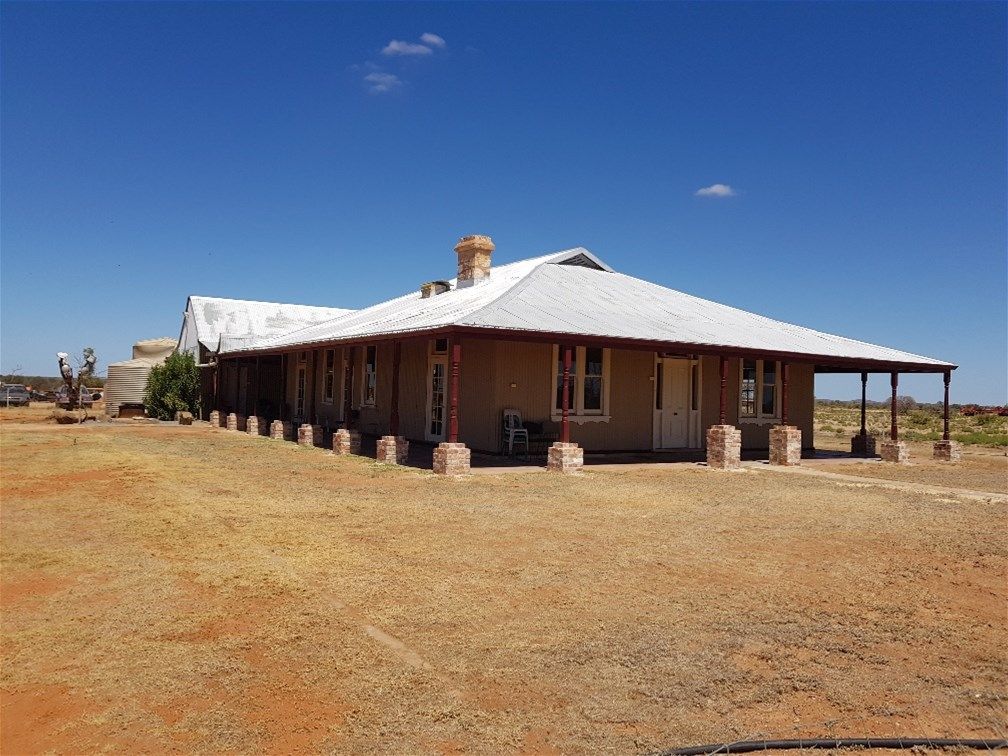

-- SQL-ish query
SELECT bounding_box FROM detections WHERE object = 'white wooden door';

[660,359,690,448]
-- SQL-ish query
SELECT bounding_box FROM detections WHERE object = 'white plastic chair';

[502,408,529,457]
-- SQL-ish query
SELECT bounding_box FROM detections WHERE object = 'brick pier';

[547,442,583,474]
[433,442,470,475]
[706,425,741,470]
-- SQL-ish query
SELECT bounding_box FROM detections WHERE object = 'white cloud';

[420,32,446,48]
[364,72,402,93]
[694,183,736,198]
[382,39,432,56]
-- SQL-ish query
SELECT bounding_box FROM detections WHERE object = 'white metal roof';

[182,296,354,353]
[222,248,952,369]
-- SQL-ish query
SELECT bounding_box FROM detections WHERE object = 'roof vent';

[420,280,451,298]
[557,252,606,271]
[454,234,494,287]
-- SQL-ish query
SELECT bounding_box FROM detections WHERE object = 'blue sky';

[2,2,1005,403]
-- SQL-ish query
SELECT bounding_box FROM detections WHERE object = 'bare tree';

[57,348,97,418]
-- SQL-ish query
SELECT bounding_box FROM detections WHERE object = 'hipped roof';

[221,248,953,371]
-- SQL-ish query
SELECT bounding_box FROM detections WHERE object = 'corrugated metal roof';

[186,296,354,352]
[222,247,951,368]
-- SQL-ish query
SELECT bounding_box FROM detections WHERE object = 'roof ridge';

[189,294,350,311]
[456,248,594,325]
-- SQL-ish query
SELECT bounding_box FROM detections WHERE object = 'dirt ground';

[1,420,1006,754]
[813,436,1008,495]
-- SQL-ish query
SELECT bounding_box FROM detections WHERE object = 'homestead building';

[182,235,957,474]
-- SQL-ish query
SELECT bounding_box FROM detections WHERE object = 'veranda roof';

[221,248,953,372]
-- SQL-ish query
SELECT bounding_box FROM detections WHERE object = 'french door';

[425,357,447,442]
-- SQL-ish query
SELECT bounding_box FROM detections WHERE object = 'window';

[432,338,448,355]
[739,359,780,421]
[363,345,377,407]
[551,345,610,420]
[555,349,577,412]
[323,349,335,403]
[741,359,757,417]
[341,349,353,413]
[583,347,603,412]
[761,361,777,417]
[295,365,306,417]
[429,362,445,438]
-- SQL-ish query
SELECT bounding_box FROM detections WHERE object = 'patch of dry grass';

[813,435,1008,494]
[2,423,1006,753]
[0,401,105,425]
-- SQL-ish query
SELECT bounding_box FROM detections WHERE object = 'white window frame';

[362,344,377,408]
[322,349,335,404]
[738,358,781,424]
[550,345,612,424]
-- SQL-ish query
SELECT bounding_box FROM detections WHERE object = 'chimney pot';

[454,235,494,286]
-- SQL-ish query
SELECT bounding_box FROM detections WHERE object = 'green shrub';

[952,431,1008,447]
[144,352,200,420]
[905,410,934,428]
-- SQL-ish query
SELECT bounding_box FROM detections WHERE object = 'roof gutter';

[216,325,955,374]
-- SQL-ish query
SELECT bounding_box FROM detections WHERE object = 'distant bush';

[144,352,199,421]
[895,396,918,414]
[905,410,934,428]
[953,431,1008,447]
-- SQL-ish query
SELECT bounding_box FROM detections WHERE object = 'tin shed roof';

[185,296,354,352]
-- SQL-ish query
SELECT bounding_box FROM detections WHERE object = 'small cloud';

[695,183,736,198]
[420,32,446,48]
[382,39,432,56]
[364,72,402,93]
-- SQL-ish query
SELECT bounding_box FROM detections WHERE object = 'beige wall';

[252,337,818,453]
[459,343,816,453]
[698,356,814,450]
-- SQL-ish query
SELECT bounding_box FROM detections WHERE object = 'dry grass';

[815,403,1008,448]
[0,401,105,425]
[2,422,1006,754]
[813,435,1008,495]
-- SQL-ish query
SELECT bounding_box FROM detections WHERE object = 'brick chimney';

[454,235,494,287]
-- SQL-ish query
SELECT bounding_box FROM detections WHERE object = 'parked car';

[55,385,95,409]
[1,384,31,406]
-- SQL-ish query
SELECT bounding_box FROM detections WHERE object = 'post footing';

[851,433,876,457]
[333,428,361,455]
[433,442,470,475]
[706,424,741,470]
[933,439,961,462]
[547,442,583,474]
[769,425,802,466]
[298,423,322,447]
[880,439,909,464]
[377,435,410,465]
